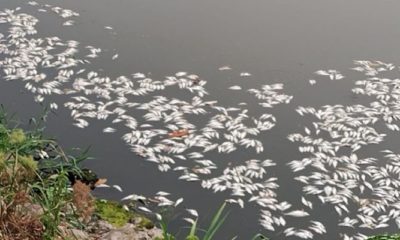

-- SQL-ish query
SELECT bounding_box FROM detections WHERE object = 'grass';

[368,235,400,240]
[0,107,90,240]
[202,202,229,240]
[155,202,269,240]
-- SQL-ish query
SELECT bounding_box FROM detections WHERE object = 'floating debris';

[168,129,189,138]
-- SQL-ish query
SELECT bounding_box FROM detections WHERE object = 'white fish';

[186,209,199,217]
[174,197,184,207]
[50,103,58,110]
[121,194,146,201]
[138,206,152,213]
[156,191,170,196]
[240,72,252,77]
[284,210,309,217]
[228,85,242,90]
[183,218,196,224]
[103,127,116,133]
[63,20,74,26]
[28,1,39,6]
[219,66,232,71]
[112,185,123,192]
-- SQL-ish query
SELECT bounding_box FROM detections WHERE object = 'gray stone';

[19,203,43,218]
[100,223,162,240]
[68,229,90,240]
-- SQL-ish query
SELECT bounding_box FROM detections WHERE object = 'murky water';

[2,0,400,239]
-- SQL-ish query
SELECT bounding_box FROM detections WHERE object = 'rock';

[97,220,115,231]
[138,217,154,229]
[130,215,154,230]
[19,203,43,218]
[67,229,90,240]
[101,223,162,240]
[57,225,90,240]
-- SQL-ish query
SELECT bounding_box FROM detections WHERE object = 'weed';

[368,235,400,240]
[0,107,88,239]
[95,199,132,227]
[156,203,270,240]
[72,180,95,223]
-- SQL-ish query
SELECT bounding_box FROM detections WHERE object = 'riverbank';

[0,110,162,240]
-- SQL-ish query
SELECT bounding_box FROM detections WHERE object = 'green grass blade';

[189,219,198,236]
[203,212,228,240]
[203,203,228,240]
[251,233,269,240]
[208,202,226,229]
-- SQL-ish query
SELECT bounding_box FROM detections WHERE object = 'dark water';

[2,0,400,239]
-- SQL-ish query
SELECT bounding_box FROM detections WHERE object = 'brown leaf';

[168,129,189,138]
[95,178,107,186]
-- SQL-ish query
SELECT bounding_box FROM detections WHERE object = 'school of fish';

[1,2,400,239]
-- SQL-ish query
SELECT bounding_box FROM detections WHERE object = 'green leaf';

[203,202,228,240]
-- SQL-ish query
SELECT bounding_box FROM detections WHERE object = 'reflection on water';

[2,0,400,239]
